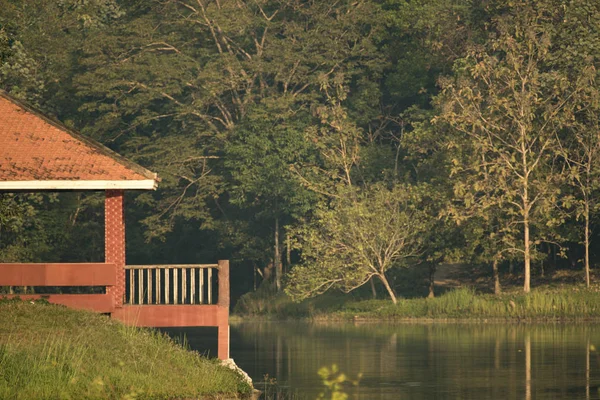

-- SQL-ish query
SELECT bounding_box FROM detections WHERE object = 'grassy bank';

[0,299,252,399]
[234,286,600,321]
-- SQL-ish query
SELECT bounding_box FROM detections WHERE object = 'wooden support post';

[105,190,125,308]
[217,260,230,360]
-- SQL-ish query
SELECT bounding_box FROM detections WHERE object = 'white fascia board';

[0,180,157,190]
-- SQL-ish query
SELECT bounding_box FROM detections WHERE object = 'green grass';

[0,299,252,399]
[234,286,600,321]
[233,284,348,318]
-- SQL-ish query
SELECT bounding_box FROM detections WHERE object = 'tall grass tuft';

[341,287,600,320]
[0,337,87,399]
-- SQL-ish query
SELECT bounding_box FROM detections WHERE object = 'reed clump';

[328,287,600,320]
[235,286,600,321]
[0,299,251,399]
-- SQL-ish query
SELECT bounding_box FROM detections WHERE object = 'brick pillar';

[217,259,230,360]
[105,190,126,308]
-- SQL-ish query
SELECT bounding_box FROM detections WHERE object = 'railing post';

[217,260,230,360]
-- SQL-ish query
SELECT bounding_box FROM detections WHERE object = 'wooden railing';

[124,264,219,305]
[0,263,116,312]
[0,263,116,287]
[0,261,231,359]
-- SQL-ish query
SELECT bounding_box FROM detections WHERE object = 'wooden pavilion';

[0,91,230,359]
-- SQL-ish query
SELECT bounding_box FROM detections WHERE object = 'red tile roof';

[0,91,157,190]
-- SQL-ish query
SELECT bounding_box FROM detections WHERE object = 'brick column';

[217,259,230,360]
[105,190,126,308]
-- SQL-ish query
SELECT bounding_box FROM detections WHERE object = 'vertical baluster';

[156,268,161,304]
[165,268,170,304]
[199,268,204,304]
[182,268,187,304]
[148,268,153,304]
[128,269,133,305]
[191,268,196,304]
[174,268,179,304]
[137,269,142,305]
[207,268,213,304]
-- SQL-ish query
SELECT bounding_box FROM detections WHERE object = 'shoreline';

[232,286,600,323]
[232,315,600,324]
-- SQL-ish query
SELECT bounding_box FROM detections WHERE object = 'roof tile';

[0,92,157,185]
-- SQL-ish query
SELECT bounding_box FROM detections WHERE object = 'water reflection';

[227,322,600,400]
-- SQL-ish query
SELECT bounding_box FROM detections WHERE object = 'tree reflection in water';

[224,322,600,400]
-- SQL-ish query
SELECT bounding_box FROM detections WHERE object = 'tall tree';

[560,86,600,288]
[75,0,385,243]
[224,99,316,290]
[286,82,433,303]
[552,0,600,287]
[436,1,587,293]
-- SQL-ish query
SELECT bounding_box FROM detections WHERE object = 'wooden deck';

[0,260,230,359]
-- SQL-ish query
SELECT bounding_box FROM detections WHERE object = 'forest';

[1,0,600,304]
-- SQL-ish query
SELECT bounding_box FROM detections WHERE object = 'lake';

[163,322,600,399]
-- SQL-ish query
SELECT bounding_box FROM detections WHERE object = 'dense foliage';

[2,0,600,302]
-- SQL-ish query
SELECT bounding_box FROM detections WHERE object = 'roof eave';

[0,180,158,191]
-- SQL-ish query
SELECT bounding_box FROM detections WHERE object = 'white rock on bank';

[220,358,253,387]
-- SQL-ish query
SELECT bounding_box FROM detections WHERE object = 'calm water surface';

[166,322,600,399]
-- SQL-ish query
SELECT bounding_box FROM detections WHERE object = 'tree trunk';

[370,277,377,299]
[524,217,531,293]
[275,217,281,291]
[428,264,436,298]
[585,201,591,288]
[492,259,501,295]
[521,126,531,294]
[286,231,291,274]
[377,273,397,304]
